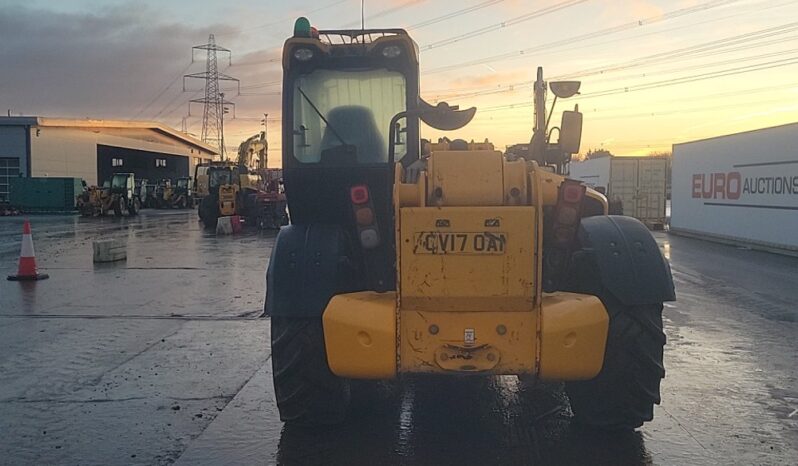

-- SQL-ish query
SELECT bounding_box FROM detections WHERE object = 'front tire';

[271,316,350,425]
[565,291,665,430]
[114,196,128,217]
[129,197,140,216]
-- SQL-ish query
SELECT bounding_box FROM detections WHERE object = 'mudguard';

[578,215,675,306]
[265,224,358,317]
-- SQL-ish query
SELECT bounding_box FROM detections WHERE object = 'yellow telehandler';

[265,18,675,430]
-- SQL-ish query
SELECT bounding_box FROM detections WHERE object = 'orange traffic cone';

[7,219,49,281]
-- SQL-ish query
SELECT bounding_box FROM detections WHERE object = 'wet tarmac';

[1,210,796,465]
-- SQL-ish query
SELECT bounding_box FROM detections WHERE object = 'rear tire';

[271,316,350,425]
[565,290,665,430]
[198,197,218,229]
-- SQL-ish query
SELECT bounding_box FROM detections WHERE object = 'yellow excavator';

[265,18,674,430]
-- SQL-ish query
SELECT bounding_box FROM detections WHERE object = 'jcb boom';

[266,18,675,430]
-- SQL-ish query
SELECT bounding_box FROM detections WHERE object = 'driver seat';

[320,106,386,164]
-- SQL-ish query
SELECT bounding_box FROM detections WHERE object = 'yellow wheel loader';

[77,173,140,217]
[265,18,675,430]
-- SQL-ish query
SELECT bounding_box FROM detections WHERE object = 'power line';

[551,21,798,80]
[158,88,204,120]
[421,3,776,96]
[240,80,281,90]
[586,95,798,122]
[426,0,797,84]
[424,0,743,73]
[577,43,798,87]
[588,81,798,115]
[340,0,427,28]
[579,56,798,99]
[423,19,798,101]
[215,0,349,37]
[133,62,193,119]
[407,0,504,30]
[476,56,798,112]
[420,0,588,52]
[482,80,798,122]
[238,91,281,97]
[152,87,197,120]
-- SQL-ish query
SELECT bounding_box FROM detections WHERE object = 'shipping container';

[671,123,798,253]
[9,177,84,212]
[569,156,668,226]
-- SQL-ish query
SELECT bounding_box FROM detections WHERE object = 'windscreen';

[292,69,407,164]
[209,169,233,188]
[111,175,127,189]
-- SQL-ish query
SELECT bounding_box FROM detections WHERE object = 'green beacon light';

[294,17,312,38]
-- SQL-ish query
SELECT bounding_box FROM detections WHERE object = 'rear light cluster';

[552,180,586,245]
[350,185,380,249]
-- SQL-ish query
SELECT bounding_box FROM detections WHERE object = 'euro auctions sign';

[691,171,798,204]
[672,123,798,251]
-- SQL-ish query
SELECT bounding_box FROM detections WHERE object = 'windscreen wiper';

[296,87,349,147]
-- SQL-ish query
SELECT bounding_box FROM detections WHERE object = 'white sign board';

[671,123,798,251]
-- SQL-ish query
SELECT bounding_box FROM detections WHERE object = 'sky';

[2,0,798,164]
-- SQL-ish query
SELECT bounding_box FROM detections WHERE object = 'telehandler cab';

[266,18,675,430]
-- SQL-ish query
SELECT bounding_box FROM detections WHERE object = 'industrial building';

[0,117,218,201]
[671,122,798,253]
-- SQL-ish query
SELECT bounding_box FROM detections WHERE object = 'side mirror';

[559,110,583,154]
[549,81,581,99]
[417,100,476,131]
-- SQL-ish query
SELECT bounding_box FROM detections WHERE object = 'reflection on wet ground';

[3,213,797,465]
[277,377,651,466]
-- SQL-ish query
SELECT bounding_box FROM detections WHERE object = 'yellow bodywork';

[399,206,536,312]
[240,174,261,191]
[322,147,610,381]
[323,292,396,379]
[218,184,239,216]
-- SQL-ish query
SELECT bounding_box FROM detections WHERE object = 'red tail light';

[562,182,586,204]
[350,184,380,249]
[350,185,369,204]
[551,180,585,247]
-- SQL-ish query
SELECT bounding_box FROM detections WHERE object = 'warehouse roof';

[0,116,219,155]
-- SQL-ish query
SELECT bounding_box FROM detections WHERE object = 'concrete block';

[216,216,233,235]
[93,238,127,263]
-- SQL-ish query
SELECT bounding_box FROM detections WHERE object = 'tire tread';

[271,316,350,425]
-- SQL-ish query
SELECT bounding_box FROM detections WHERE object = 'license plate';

[413,232,507,255]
